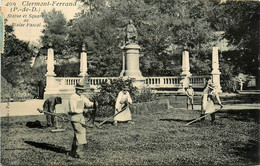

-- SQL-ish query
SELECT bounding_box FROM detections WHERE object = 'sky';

[2,0,82,44]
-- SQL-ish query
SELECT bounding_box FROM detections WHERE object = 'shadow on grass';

[159,118,195,123]
[25,121,45,129]
[231,140,259,164]
[24,141,69,154]
[95,120,114,125]
[218,110,260,123]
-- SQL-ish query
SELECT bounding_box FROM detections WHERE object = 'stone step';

[237,90,260,94]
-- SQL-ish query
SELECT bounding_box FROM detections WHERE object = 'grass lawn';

[1,95,259,165]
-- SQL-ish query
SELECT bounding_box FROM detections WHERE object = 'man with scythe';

[68,82,96,158]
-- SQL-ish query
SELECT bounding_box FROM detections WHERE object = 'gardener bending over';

[42,96,62,128]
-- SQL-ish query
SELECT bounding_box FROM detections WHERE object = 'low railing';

[54,75,209,90]
[145,76,181,88]
[89,77,118,85]
[55,77,118,89]
[56,77,81,86]
[189,76,210,88]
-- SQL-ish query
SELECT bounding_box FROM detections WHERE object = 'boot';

[200,114,205,122]
[211,113,216,124]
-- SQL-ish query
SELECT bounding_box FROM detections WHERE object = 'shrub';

[93,78,158,117]
[90,78,136,117]
[133,86,158,103]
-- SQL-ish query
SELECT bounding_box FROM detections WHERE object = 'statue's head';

[82,43,86,52]
[48,42,53,47]
[129,19,133,24]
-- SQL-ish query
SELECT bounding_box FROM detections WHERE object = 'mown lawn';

[1,101,259,165]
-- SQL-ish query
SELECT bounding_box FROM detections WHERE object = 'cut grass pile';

[1,106,259,165]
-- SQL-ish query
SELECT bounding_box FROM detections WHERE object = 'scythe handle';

[37,108,89,129]
[37,108,69,121]
[186,107,223,125]
[97,103,128,127]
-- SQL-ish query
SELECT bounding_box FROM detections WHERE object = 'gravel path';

[1,99,69,117]
[1,99,259,117]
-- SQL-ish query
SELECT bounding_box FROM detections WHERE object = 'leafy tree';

[1,24,46,99]
[65,0,220,77]
[222,1,259,76]
[1,25,33,86]
[41,9,68,55]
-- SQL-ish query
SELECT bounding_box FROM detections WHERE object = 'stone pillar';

[211,47,222,92]
[46,48,56,76]
[44,48,57,99]
[122,43,145,89]
[178,51,191,92]
[120,52,125,77]
[79,44,90,90]
[79,48,88,77]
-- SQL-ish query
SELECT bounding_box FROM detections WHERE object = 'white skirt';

[114,105,132,121]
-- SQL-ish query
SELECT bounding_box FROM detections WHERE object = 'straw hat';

[75,82,87,90]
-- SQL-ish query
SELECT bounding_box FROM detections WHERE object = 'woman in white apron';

[114,86,133,126]
[201,82,223,123]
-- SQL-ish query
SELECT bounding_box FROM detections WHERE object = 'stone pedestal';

[122,43,145,89]
[123,43,142,77]
[211,47,222,92]
[178,51,191,92]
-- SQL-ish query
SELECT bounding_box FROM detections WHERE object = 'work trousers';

[46,114,56,127]
[70,113,87,156]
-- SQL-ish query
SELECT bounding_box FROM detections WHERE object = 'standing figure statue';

[125,19,138,44]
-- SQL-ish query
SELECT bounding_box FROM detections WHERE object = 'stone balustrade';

[189,76,210,88]
[56,77,81,86]
[44,46,221,99]
[145,76,181,88]
[53,76,208,90]
[55,77,118,90]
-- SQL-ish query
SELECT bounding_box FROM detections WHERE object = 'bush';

[92,78,135,117]
[93,78,158,117]
[133,86,158,103]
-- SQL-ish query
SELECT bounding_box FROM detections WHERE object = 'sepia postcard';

[1,0,259,165]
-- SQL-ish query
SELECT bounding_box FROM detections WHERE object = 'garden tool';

[97,102,128,128]
[186,106,223,125]
[37,108,66,132]
[37,108,92,131]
